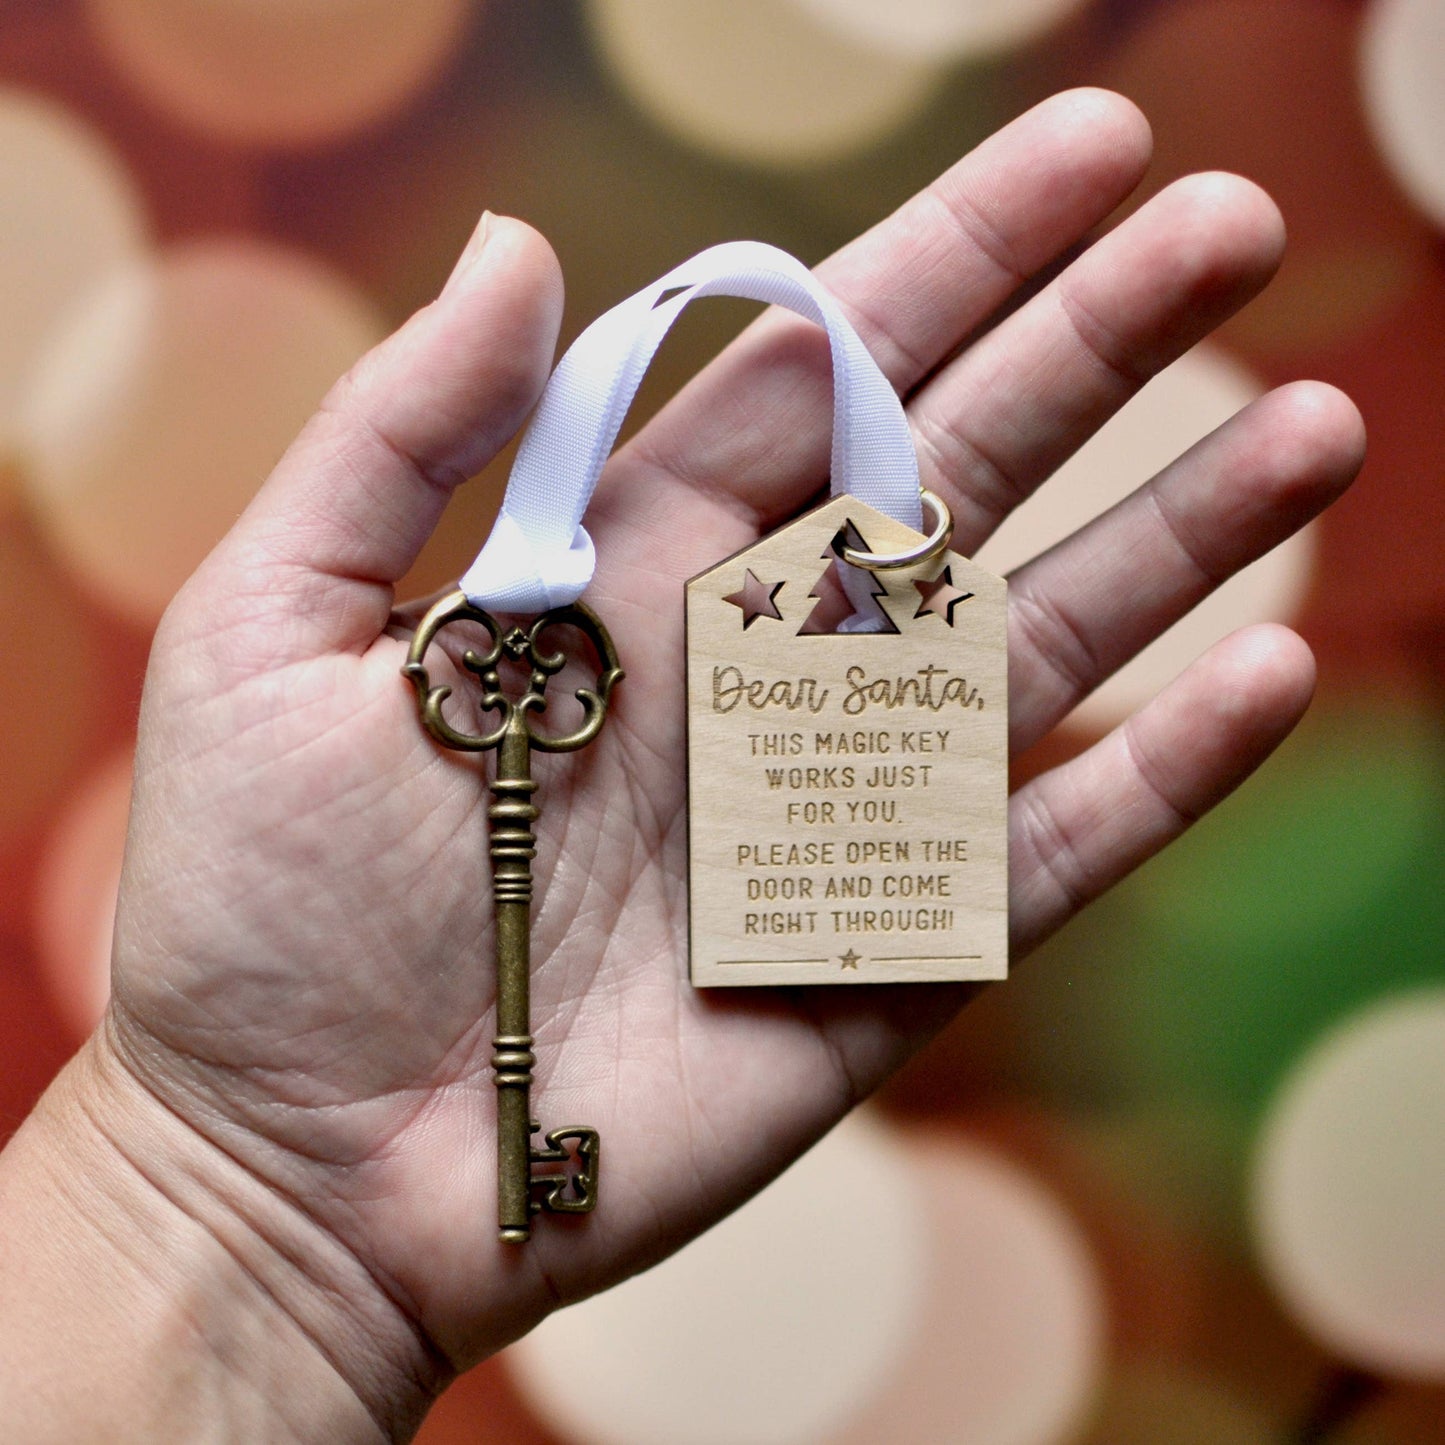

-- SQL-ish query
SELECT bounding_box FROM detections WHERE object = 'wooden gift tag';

[686,494,1008,987]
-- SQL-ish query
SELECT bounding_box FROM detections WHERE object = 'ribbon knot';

[460,240,922,617]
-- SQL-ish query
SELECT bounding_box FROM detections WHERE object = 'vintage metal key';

[403,591,622,1243]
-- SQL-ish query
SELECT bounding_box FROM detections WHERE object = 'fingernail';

[443,210,493,293]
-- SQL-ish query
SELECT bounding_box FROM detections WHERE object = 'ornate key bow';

[403,590,623,1243]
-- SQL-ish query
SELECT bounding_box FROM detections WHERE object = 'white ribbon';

[459,240,921,614]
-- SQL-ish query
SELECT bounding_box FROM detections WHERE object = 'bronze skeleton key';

[403,591,623,1243]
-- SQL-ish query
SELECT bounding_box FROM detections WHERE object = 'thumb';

[171,213,564,664]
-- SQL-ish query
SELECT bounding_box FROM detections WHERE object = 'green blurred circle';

[1017,701,1445,1116]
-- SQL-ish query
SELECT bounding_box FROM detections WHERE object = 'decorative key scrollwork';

[402,590,623,754]
[403,589,622,1242]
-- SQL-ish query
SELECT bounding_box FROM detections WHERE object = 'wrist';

[0,1031,447,1443]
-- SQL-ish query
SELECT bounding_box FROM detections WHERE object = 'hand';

[1,90,1363,1441]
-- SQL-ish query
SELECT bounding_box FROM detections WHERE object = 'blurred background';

[0,0,1442,1441]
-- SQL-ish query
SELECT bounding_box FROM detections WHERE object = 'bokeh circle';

[508,1118,1105,1445]
[1013,700,1445,1119]
[830,1134,1105,1445]
[33,750,133,1039]
[21,238,385,625]
[1362,0,1445,229]
[85,0,474,148]
[1253,990,1445,1379]
[0,89,147,450]
[790,0,1086,61]
[585,0,946,169]
[506,1112,928,1445]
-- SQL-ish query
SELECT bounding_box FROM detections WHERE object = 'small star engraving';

[913,566,974,626]
[724,569,785,628]
[839,948,861,970]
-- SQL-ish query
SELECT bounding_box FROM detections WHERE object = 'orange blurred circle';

[0,88,147,451]
[85,0,475,148]
[20,238,385,626]
[32,750,133,1039]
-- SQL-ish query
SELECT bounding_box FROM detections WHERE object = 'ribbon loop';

[460,241,921,614]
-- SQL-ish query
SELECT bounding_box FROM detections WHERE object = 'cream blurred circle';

[84,0,473,148]
[20,239,385,626]
[1253,991,1445,1379]
[790,0,1086,60]
[973,343,1313,734]
[507,1112,928,1445]
[586,0,945,168]
[1362,0,1445,228]
[33,751,134,1040]
[0,90,147,452]
[507,1118,1104,1445]
[830,1136,1104,1445]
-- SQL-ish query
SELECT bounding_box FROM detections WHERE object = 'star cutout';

[839,948,861,970]
[723,569,785,628]
[913,565,974,626]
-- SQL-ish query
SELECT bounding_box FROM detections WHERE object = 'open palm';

[94,91,1362,1436]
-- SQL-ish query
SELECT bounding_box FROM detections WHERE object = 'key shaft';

[489,717,541,1242]
[404,592,621,1244]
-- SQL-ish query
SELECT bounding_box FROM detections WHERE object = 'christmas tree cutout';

[796,520,899,635]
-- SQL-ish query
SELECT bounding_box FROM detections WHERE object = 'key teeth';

[528,1125,600,1215]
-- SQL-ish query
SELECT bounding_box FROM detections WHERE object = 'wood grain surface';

[686,495,1008,987]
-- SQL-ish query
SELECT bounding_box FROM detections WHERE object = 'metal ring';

[841,489,954,571]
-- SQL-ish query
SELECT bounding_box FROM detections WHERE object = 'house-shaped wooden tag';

[685,494,1007,987]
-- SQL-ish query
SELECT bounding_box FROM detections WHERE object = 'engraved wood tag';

[686,494,1008,987]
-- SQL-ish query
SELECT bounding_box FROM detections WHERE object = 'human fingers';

[911,170,1286,552]
[166,215,564,667]
[1008,624,1315,957]
[1007,381,1364,752]
[605,89,1152,534]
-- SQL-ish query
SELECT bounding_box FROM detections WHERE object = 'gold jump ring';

[841,489,954,571]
